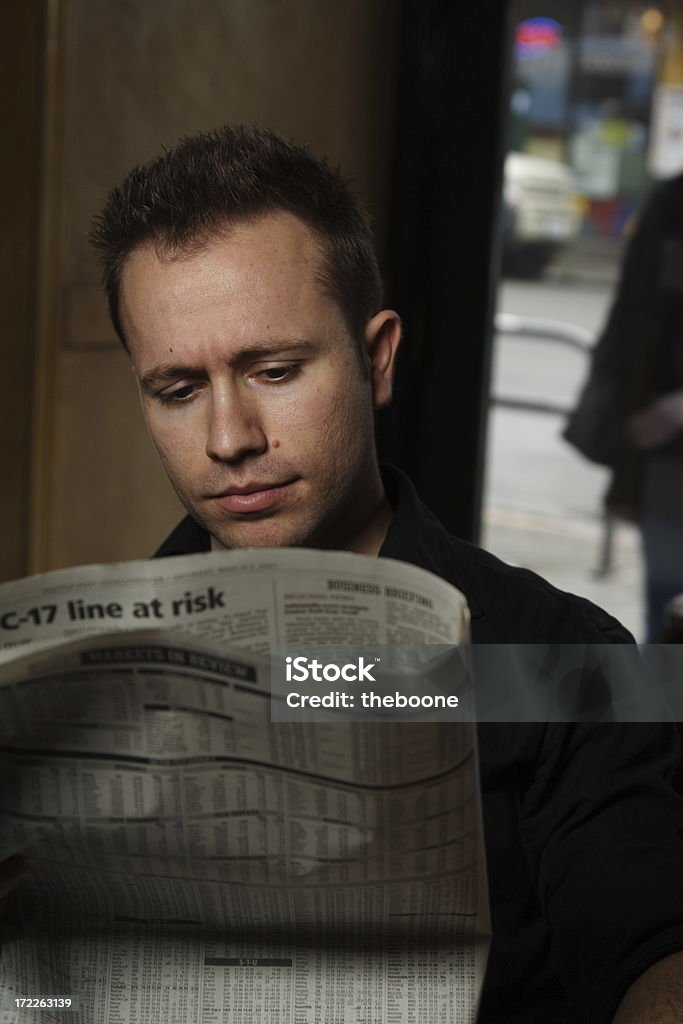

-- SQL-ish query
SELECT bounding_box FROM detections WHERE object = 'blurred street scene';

[481,2,683,641]
[483,278,644,638]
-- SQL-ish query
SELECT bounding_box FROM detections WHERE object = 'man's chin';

[204,513,318,551]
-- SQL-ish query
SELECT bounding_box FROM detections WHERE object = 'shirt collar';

[379,464,483,618]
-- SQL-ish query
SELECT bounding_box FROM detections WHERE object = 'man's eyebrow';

[137,340,319,392]
[138,364,203,392]
[236,339,319,360]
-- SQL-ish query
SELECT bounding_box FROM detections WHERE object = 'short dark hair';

[90,124,383,353]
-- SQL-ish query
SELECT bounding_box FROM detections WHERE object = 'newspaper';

[0,549,489,1023]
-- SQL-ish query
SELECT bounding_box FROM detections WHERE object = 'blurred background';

[484,0,683,641]
[6,0,683,640]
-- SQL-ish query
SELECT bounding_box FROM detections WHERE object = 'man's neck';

[344,493,393,556]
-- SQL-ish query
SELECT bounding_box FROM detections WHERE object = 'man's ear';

[364,310,402,408]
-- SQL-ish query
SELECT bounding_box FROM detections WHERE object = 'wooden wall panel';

[51,350,181,565]
[1,3,45,582]
[29,0,399,573]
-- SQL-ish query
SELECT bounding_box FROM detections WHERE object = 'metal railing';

[492,312,593,416]
[491,312,615,577]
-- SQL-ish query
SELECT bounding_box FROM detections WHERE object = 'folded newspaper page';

[0,549,488,1023]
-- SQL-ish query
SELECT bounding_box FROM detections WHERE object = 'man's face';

[119,212,399,551]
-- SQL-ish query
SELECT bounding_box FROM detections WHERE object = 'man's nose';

[205,388,267,462]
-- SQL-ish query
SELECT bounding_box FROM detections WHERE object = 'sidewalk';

[489,259,642,637]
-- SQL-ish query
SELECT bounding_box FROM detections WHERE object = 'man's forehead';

[118,211,347,365]
[119,211,335,345]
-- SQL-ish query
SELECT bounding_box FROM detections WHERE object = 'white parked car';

[502,152,581,277]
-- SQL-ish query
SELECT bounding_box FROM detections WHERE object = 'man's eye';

[257,365,299,383]
[158,384,198,404]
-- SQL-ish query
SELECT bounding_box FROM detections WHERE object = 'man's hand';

[0,855,29,915]
[628,390,683,449]
[613,951,683,1023]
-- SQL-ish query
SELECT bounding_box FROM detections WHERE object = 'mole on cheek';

[272,439,280,448]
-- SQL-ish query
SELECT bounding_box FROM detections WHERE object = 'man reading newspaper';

[3,125,683,1022]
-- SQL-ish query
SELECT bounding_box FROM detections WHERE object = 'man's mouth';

[210,479,299,515]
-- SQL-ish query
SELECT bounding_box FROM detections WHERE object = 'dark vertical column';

[379,0,513,542]
[1,0,46,580]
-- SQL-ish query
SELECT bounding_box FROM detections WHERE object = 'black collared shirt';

[155,466,683,1023]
